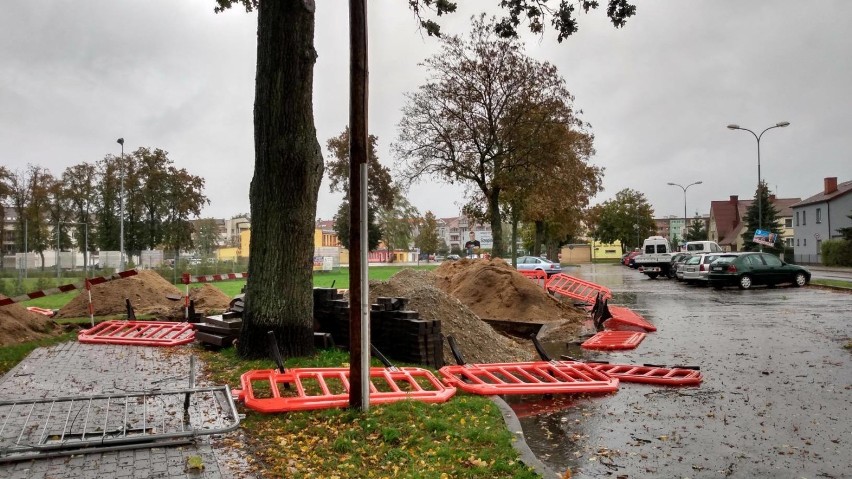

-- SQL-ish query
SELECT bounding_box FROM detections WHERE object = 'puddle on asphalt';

[511,264,852,478]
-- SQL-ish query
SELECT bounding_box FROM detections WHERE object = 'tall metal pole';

[667,181,702,243]
[348,0,369,411]
[117,138,125,271]
[727,122,790,251]
[56,222,60,280]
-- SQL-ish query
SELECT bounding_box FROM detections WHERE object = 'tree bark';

[239,0,323,360]
[488,188,503,257]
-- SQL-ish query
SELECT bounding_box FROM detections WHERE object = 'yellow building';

[592,240,624,261]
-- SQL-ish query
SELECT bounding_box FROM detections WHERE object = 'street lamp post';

[117,138,125,271]
[727,122,790,250]
[667,181,703,243]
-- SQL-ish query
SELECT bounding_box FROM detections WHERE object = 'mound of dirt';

[370,269,533,365]
[164,284,232,319]
[0,296,58,346]
[57,269,183,318]
[434,258,586,324]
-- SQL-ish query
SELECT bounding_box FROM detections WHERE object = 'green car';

[708,252,810,290]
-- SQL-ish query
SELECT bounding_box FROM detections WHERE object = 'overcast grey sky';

[2,1,850,224]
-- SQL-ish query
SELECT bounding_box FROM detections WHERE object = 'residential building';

[709,194,800,252]
[791,177,852,264]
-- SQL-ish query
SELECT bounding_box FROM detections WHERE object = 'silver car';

[515,256,562,276]
[681,253,726,285]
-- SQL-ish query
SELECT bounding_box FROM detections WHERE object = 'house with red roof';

[709,194,800,252]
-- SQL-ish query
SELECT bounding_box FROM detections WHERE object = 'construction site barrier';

[604,305,657,332]
[78,320,196,347]
[181,272,248,284]
[438,361,619,395]
[25,306,56,317]
[233,367,456,413]
[583,362,702,386]
[581,330,646,350]
[180,272,248,320]
[545,273,612,305]
[0,269,139,307]
[517,269,548,288]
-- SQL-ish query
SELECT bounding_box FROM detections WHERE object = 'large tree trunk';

[239,1,323,360]
[533,220,545,257]
[488,188,503,257]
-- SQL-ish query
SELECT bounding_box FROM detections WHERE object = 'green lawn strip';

[811,279,852,290]
[200,347,538,479]
[0,332,77,375]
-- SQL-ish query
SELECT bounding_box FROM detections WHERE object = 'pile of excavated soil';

[434,258,586,324]
[0,296,58,346]
[57,269,183,319]
[370,269,533,364]
[165,284,232,319]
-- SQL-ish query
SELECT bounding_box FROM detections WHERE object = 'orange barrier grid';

[576,362,701,386]
[233,367,455,413]
[517,269,548,289]
[78,320,196,347]
[581,330,646,350]
[546,273,612,305]
[438,361,619,395]
[604,305,657,332]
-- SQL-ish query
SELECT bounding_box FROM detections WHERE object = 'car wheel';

[794,272,807,287]
[738,275,753,290]
[647,273,658,279]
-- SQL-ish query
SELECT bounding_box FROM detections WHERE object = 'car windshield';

[713,255,738,265]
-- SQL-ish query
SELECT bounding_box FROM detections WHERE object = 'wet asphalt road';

[520,264,852,479]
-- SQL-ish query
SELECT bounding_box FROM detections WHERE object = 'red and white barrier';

[0,270,139,307]
[180,272,248,320]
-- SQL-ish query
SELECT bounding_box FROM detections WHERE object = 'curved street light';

[667,181,703,243]
[726,122,790,250]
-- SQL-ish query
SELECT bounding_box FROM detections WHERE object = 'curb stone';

[490,396,561,479]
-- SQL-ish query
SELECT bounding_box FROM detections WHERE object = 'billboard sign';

[753,229,778,247]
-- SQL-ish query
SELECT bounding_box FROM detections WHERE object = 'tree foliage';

[194,218,222,257]
[685,215,707,241]
[740,181,783,254]
[395,15,592,256]
[378,192,420,253]
[333,201,382,252]
[415,211,441,255]
[587,189,655,252]
[326,128,397,211]
[836,211,852,241]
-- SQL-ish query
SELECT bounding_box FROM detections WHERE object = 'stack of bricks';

[312,288,443,368]
[195,311,242,347]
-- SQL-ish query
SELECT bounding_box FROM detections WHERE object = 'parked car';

[708,252,811,290]
[445,254,461,261]
[516,256,562,276]
[681,253,726,285]
[623,250,642,268]
[670,253,692,280]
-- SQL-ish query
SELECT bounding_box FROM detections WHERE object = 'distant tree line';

[0,148,208,270]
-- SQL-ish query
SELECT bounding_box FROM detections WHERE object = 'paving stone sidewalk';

[0,341,254,479]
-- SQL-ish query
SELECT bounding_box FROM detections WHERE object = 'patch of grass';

[199,346,538,478]
[0,332,77,375]
[22,291,80,309]
[811,279,852,290]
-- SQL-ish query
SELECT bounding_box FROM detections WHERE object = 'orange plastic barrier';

[605,305,657,332]
[438,361,618,395]
[78,320,196,347]
[581,331,646,350]
[546,273,612,305]
[582,362,701,386]
[234,367,455,413]
[26,306,56,317]
[517,269,548,288]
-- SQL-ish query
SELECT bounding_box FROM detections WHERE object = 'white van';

[684,241,723,254]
